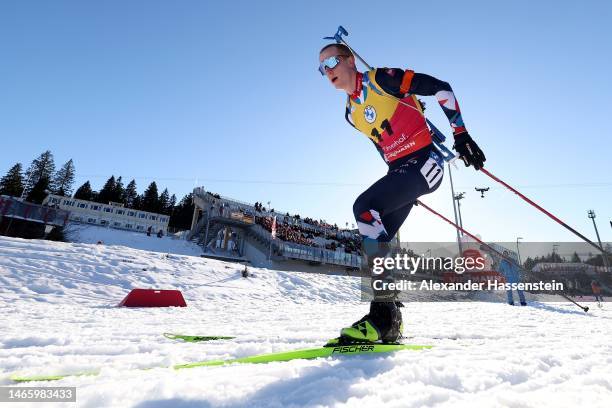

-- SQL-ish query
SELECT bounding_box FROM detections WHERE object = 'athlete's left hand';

[453,132,486,170]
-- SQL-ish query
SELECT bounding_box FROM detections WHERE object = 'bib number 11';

[420,157,443,188]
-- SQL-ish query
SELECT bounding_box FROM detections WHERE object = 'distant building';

[1,195,70,239]
[42,194,169,234]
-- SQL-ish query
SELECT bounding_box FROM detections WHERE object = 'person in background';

[498,250,527,306]
[591,280,603,303]
[216,229,224,249]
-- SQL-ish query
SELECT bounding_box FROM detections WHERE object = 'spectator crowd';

[202,191,363,255]
[256,215,362,255]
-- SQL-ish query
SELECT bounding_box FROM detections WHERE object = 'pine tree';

[159,188,170,215]
[523,256,535,271]
[571,252,581,263]
[551,251,564,263]
[24,150,55,195]
[113,176,125,204]
[169,193,194,230]
[142,182,159,213]
[586,254,605,267]
[26,175,51,204]
[168,194,177,215]
[96,176,116,204]
[53,159,76,196]
[132,194,143,210]
[74,181,94,201]
[123,179,138,208]
[0,163,24,197]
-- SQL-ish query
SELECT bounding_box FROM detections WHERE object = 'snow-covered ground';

[66,224,202,256]
[0,235,611,408]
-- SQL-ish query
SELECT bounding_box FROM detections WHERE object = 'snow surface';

[66,224,203,256]
[1,235,611,408]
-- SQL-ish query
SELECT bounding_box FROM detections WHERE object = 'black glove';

[453,132,486,170]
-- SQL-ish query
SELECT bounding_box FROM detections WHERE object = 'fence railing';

[277,241,362,268]
[248,223,362,268]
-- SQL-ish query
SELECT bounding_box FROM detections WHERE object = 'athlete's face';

[319,47,357,94]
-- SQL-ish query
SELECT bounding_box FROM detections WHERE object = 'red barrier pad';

[118,289,187,307]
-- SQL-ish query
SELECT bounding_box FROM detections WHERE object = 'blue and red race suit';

[347,68,468,247]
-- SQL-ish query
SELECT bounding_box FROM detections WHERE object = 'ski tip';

[11,375,63,383]
[10,371,98,383]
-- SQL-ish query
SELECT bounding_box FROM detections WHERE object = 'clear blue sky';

[1,0,610,243]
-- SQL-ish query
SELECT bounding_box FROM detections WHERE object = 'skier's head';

[319,43,357,94]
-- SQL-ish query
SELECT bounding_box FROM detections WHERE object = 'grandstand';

[188,187,364,274]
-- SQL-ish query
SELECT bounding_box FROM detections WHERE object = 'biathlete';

[318,43,486,344]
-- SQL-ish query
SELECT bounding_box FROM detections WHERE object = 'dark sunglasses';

[318,55,349,75]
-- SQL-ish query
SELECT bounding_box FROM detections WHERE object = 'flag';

[271,216,277,240]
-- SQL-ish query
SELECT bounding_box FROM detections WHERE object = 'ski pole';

[479,167,608,256]
[561,294,589,312]
[415,199,490,255]
[430,115,609,258]
[426,103,608,258]
[415,199,590,312]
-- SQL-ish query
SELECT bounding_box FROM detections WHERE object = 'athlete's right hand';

[453,132,486,170]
